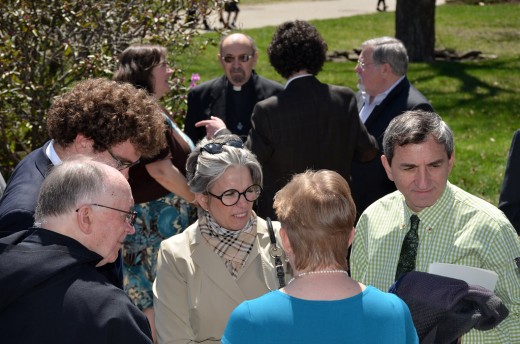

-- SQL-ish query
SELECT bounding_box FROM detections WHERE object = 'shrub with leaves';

[0,0,219,176]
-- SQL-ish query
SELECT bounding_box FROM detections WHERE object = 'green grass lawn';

[174,3,520,205]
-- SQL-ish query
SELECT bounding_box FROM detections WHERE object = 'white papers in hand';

[427,263,498,291]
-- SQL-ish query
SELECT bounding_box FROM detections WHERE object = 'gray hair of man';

[186,134,263,194]
[383,110,454,166]
[362,36,409,76]
[34,159,107,225]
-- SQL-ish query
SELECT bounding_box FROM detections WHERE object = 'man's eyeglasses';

[207,184,262,206]
[200,140,244,155]
[357,59,375,71]
[76,203,138,226]
[108,149,140,171]
[221,54,253,64]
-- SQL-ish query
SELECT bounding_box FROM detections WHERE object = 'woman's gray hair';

[186,134,263,193]
[34,159,107,224]
[362,36,408,76]
[383,110,454,165]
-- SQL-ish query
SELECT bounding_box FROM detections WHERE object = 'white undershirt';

[285,74,312,88]
[45,140,62,166]
[359,76,405,123]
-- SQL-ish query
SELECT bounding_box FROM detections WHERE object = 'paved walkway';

[211,0,446,30]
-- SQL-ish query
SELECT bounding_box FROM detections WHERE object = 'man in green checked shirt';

[351,110,520,343]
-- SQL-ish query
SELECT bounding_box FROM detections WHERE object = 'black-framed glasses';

[207,184,262,206]
[75,203,138,226]
[221,54,253,64]
[200,140,244,155]
[107,149,140,171]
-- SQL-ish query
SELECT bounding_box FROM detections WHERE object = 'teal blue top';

[222,286,418,344]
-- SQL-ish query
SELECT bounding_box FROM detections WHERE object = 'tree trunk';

[395,0,436,62]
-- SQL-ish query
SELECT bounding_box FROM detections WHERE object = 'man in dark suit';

[0,159,154,343]
[184,33,283,144]
[244,20,378,220]
[499,129,520,235]
[350,37,434,218]
[0,78,165,287]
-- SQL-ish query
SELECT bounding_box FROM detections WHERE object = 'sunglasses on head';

[200,140,244,155]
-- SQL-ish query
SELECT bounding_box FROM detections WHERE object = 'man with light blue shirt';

[351,110,520,343]
[350,37,433,217]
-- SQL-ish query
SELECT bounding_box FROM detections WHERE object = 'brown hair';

[46,78,165,158]
[113,44,167,95]
[274,170,356,271]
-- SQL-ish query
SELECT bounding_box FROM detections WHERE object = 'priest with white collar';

[185,33,283,144]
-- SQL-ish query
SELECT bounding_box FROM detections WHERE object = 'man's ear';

[76,206,94,235]
[381,155,394,181]
[251,50,259,68]
[73,134,93,154]
[217,53,225,69]
[448,149,455,173]
[380,62,393,76]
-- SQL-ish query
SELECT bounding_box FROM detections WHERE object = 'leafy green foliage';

[0,0,220,175]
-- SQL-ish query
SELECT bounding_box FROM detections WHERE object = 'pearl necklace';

[287,269,349,285]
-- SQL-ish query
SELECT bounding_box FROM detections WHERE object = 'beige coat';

[153,216,289,344]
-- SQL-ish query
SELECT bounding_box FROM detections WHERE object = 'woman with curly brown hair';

[113,44,197,343]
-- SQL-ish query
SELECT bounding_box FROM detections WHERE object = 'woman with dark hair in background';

[113,44,196,343]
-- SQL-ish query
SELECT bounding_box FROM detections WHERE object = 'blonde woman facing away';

[223,170,418,343]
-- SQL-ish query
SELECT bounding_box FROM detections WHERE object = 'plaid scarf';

[199,211,257,279]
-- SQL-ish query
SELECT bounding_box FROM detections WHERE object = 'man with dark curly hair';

[243,20,378,220]
[0,78,165,287]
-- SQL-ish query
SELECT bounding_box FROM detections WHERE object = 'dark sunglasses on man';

[221,54,253,64]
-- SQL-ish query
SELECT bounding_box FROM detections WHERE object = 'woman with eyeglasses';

[153,134,290,344]
[113,44,196,344]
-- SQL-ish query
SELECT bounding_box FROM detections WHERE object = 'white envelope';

[427,263,498,291]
